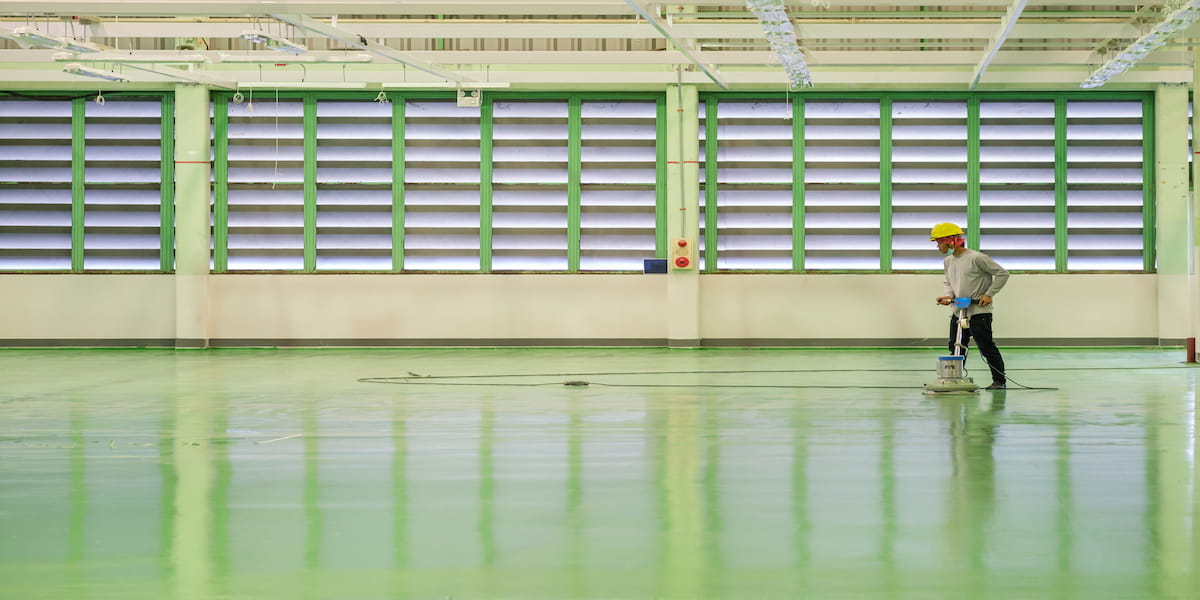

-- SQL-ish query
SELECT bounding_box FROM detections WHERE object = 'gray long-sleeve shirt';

[943,248,1009,316]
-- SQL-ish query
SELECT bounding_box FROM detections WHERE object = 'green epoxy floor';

[0,347,1197,600]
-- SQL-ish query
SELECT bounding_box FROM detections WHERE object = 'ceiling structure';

[0,1,1195,92]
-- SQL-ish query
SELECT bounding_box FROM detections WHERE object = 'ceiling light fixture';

[63,62,128,82]
[1081,0,1200,88]
[380,82,510,89]
[235,82,367,89]
[745,0,813,88]
[10,26,101,53]
[54,51,212,64]
[241,30,308,55]
[218,51,371,64]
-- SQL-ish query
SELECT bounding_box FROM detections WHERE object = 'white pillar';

[1155,84,1190,345]
[1191,47,1200,595]
[173,84,211,348]
[666,83,701,348]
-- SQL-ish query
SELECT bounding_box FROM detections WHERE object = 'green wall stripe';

[160,94,176,272]
[1142,96,1156,273]
[392,95,406,272]
[1054,96,1068,272]
[71,97,85,272]
[704,98,719,273]
[879,97,893,272]
[212,96,229,273]
[479,98,494,272]
[568,97,582,272]
[303,95,317,273]
[792,98,805,272]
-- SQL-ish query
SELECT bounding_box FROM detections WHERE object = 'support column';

[666,83,701,348]
[1191,50,1200,600]
[1155,85,1190,347]
[174,84,212,349]
[1191,50,1200,361]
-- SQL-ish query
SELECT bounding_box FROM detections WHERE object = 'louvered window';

[315,100,394,271]
[404,100,482,271]
[579,100,659,271]
[978,100,1057,270]
[699,93,1152,273]
[491,100,569,271]
[84,98,165,270]
[0,98,73,270]
[1065,100,1147,271]
[225,96,305,271]
[803,100,881,270]
[0,95,167,272]
[699,99,795,270]
[890,100,969,270]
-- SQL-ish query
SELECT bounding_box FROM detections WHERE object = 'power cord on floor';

[967,364,1060,391]
[359,374,925,390]
[995,374,1058,391]
[354,363,1192,390]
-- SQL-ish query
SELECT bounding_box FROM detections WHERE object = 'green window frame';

[211,91,665,273]
[0,92,174,272]
[699,91,1156,273]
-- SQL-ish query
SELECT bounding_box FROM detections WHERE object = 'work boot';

[985,382,1006,390]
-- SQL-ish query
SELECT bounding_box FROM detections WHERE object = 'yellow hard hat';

[929,222,964,240]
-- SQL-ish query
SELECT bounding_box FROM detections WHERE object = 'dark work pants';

[948,313,1006,385]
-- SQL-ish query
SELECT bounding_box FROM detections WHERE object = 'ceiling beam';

[268,13,476,84]
[4,64,1190,89]
[0,19,1147,41]
[0,0,1136,12]
[2,48,1190,67]
[621,0,727,89]
[969,0,1028,89]
[0,1,634,16]
[3,0,1052,18]
[115,62,237,89]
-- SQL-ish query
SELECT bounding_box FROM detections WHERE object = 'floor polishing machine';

[923,297,980,395]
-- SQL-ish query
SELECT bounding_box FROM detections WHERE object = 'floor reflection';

[0,348,1194,599]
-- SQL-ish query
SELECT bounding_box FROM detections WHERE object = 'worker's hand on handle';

[936,295,953,305]
[978,294,993,306]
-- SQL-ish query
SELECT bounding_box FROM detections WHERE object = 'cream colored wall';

[206,274,667,343]
[700,273,1158,344]
[0,275,176,341]
[0,272,1161,346]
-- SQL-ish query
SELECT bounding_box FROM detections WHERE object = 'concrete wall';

[0,272,1163,347]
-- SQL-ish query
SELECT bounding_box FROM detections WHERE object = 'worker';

[931,222,1009,390]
